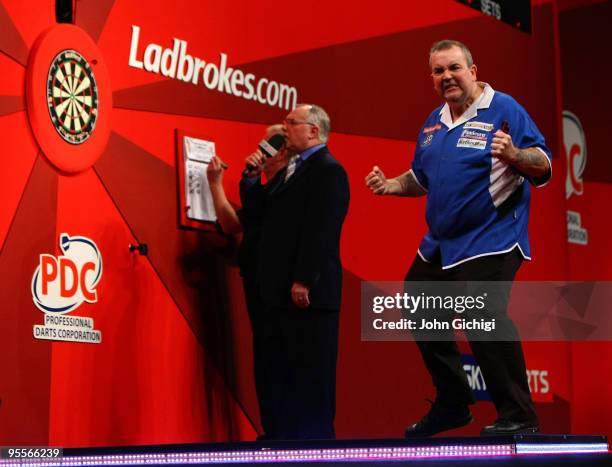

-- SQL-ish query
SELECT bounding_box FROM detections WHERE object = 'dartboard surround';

[26,25,112,174]
[47,50,99,144]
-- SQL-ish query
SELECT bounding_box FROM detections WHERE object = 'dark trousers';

[258,306,339,440]
[242,277,275,437]
[405,248,538,423]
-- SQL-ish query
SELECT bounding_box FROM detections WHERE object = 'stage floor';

[0,435,609,466]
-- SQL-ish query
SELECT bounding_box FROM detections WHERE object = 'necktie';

[284,155,300,182]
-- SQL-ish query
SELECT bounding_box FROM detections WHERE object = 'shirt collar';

[439,82,495,130]
[298,143,326,161]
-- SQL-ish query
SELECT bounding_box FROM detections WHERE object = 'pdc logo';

[563,111,587,199]
[31,233,103,313]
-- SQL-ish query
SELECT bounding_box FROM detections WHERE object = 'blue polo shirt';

[410,84,552,269]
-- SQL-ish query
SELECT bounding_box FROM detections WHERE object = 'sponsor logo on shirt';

[460,129,488,141]
[457,128,489,149]
[457,137,487,149]
[423,123,442,134]
[421,133,434,147]
[464,121,494,131]
[421,123,443,147]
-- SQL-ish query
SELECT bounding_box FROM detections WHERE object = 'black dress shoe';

[405,402,473,438]
[480,419,539,436]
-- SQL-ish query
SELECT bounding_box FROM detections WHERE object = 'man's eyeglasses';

[284,118,316,127]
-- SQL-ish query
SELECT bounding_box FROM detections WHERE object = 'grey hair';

[429,39,474,67]
[265,124,284,138]
[298,103,331,143]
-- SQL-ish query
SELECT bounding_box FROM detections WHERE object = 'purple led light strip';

[515,443,609,455]
[0,445,514,465]
[0,441,608,466]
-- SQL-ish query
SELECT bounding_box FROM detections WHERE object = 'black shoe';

[480,419,539,436]
[405,401,473,438]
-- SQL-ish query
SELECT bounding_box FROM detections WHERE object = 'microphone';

[242,133,285,177]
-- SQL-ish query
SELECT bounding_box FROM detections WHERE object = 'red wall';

[558,0,612,439]
[0,0,608,446]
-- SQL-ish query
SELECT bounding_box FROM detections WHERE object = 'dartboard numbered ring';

[47,50,99,145]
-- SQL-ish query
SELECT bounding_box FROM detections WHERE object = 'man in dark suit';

[207,125,289,440]
[240,104,350,440]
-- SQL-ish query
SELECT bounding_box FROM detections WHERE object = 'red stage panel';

[74,0,116,43]
[559,0,612,441]
[0,0,53,51]
[0,1,29,66]
[0,112,39,250]
[0,52,25,95]
[0,156,58,445]
[49,168,256,445]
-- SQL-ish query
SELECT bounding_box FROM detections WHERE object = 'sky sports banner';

[461,354,552,403]
[361,281,612,341]
[128,25,298,111]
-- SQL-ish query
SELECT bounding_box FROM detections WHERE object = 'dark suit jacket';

[240,146,350,310]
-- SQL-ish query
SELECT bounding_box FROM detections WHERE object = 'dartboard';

[46,49,98,144]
